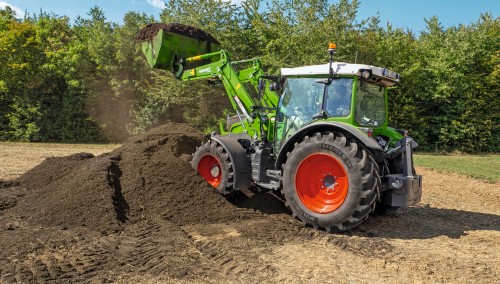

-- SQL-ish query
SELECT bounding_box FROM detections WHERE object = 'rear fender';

[211,134,252,190]
[275,122,383,169]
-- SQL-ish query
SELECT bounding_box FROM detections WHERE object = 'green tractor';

[138,24,422,232]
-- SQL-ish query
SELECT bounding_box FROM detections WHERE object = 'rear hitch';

[381,137,422,207]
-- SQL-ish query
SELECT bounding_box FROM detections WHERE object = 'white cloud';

[0,1,25,18]
[147,0,166,9]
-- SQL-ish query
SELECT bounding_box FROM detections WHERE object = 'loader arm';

[183,51,278,108]
[180,50,278,139]
[232,58,278,109]
[182,50,256,123]
[137,23,278,140]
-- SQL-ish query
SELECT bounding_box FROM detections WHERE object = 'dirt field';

[0,142,119,180]
[0,124,498,284]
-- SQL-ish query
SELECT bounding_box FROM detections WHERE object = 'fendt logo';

[198,67,212,74]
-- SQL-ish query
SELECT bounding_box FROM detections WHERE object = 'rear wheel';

[282,132,379,232]
[191,141,234,195]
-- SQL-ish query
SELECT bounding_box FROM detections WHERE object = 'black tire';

[191,140,234,195]
[282,132,379,232]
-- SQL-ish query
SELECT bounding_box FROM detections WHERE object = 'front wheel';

[191,141,234,195]
[282,132,379,232]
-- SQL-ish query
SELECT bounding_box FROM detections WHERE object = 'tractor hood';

[281,63,400,87]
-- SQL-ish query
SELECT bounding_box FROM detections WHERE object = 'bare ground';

[0,125,498,284]
[0,142,118,180]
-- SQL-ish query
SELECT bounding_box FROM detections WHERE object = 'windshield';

[276,77,353,144]
[280,78,322,124]
[276,78,322,144]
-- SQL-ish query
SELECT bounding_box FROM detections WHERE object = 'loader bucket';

[136,23,221,70]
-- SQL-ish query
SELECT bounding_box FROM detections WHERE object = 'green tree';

[0,17,44,140]
[0,8,105,142]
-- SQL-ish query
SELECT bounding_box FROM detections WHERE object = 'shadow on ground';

[227,187,289,215]
[227,188,500,240]
[356,205,500,239]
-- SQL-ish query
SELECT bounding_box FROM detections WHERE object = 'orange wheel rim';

[198,155,222,188]
[295,153,349,213]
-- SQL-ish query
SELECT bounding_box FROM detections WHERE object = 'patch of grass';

[414,154,500,183]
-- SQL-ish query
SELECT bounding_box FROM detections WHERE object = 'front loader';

[137,24,422,232]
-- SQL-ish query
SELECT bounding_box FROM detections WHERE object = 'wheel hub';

[210,165,220,178]
[322,175,337,191]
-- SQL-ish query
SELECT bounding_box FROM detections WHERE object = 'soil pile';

[135,22,219,44]
[6,123,252,231]
[0,123,279,283]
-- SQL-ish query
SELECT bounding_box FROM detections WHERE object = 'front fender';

[211,134,252,190]
[275,122,382,169]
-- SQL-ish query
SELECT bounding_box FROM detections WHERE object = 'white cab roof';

[281,62,400,86]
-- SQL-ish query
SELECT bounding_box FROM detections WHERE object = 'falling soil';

[0,123,499,283]
[135,22,219,44]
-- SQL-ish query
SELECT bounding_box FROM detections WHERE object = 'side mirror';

[315,78,330,85]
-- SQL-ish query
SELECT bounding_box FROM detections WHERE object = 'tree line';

[0,0,498,152]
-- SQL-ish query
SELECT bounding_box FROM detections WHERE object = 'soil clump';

[135,22,219,44]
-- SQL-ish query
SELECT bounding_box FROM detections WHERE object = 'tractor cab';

[276,62,401,150]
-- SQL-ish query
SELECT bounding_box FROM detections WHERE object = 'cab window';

[355,82,386,126]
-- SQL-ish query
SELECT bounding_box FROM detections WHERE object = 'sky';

[0,0,498,33]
